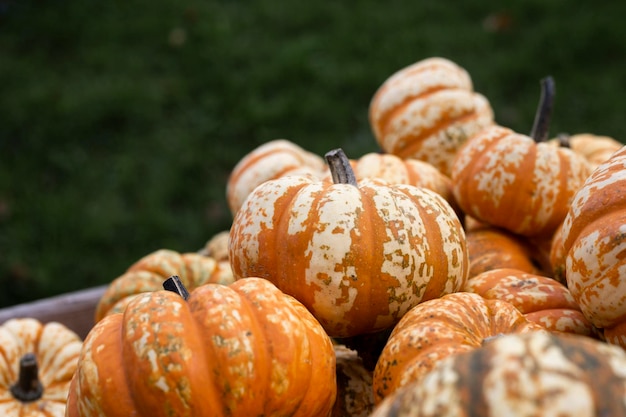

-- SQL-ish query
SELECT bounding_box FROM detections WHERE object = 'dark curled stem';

[529,76,556,143]
[10,353,44,402]
[163,275,190,300]
[324,148,358,187]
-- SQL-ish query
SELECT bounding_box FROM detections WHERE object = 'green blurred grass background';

[2,1,625,307]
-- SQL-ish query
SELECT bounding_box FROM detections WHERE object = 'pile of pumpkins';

[6,57,626,416]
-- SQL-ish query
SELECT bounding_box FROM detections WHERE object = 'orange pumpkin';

[67,277,336,417]
[464,268,596,337]
[229,148,469,338]
[372,291,542,402]
[451,77,593,238]
[558,144,626,346]
[0,318,82,417]
[371,331,626,416]
[95,248,234,322]
[226,139,326,216]
[368,57,494,176]
[551,133,622,169]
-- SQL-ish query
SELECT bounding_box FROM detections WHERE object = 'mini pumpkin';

[0,318,82,417]
[229,148,469,338]
[558,144,626,346]
[463,267,596,337]
[368,57,494,176]
[67,276,337,417]
[226,139,326,216]
[551,132,622,169]
[451,77,592,238]
[94,248,234,322]
[373,291,542,403]
[370,331,626,417]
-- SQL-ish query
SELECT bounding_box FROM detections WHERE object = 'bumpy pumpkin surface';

[464,268,596,337]
[67,277,336,417]
[558,145,626,345]
[370,331,626,417]
[95,248,234,321]
[226,139,326,216]
[369,57,494,176]
[229,150,469,338]
[373,292,542,403]
[0,318,82,417]
[451,124,592,237]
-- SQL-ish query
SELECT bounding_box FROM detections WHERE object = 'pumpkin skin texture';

[226,139,326,216]
[550,133,623,169]
[451,124,593,238]
[368,57,494,176]
[463,268,596,337]
[331,345,375,417]
[95,248,234,322]
[0,318,82,417]
[198,229,230,261]
[559,145,626,346]
[67,277,336,417]
[370,330,626,417]
[229,163,469,338]
[372,291,542,403]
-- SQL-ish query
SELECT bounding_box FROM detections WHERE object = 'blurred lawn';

[2,1,626,307]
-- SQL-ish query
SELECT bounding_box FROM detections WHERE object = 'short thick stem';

[163,275,190,300]
[529,76,556,143]
[10,353,43,402]
[324,148,358,187]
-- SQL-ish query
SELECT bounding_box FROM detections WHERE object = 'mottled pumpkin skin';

[226,139,326,216]
[451,125,593,238]
[550,133,622,169]
[559,145,626,346]
[229,175,469,338]
[95,248,234,322]
[373,292,542,403]
[464,268,596,337]
[369,57,494,176]
[370,331,626,417]
[0,318,82,417]
[67,277,336,417]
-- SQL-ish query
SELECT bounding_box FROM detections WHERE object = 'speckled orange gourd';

[66,277,336,417]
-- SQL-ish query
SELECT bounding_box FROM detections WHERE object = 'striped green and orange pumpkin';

[229,148,469,338]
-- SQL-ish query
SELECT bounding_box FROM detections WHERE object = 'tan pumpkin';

[558,144,626,346]
[372,291,542,403]
[332,345,375,417]
[198,230,230,262]
[0,318,82,417]
[95,248,234,322]
[226,139,326,216]
[67,276,336,417]
[368,56,494,176]
[551,133,622,169]
[451,77,593,238]
[463,268,596,337]
[370,330,626,417]
[229,148,469,338]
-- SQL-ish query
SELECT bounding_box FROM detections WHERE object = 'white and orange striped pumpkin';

[0,318,82,417]
[368,57,494,176]
[559,145,626,346]
[451,124,592,238]
[229,148,469,338]
[226,139,326,216]
[371,330,626,416]
[550,133,622,169]
[463,268,596,337]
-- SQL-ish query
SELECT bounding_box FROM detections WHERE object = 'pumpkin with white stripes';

[368,57,494,176]
[559,144,626,346]
[229,148,469,338]
[370,331,626,417]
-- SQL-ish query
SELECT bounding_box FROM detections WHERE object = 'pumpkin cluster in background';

[60,55,626,416]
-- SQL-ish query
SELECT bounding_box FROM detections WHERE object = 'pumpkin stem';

[10,353,44,402]
[163,275,190,300]
[325,148,358,187]
[529,76,555,143]
[556,132,571,148]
